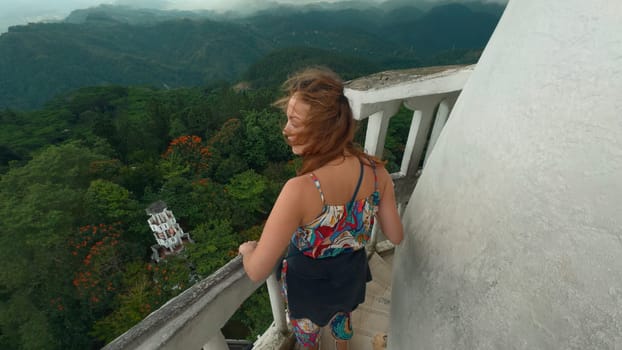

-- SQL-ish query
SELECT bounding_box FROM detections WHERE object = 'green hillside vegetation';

[0,2,503,110]
[0,18,271,109]
[242,47,382,88]
[0,83,288,349]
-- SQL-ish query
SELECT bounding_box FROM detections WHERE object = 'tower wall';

[390,0,622,348]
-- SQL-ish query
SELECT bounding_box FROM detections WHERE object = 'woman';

[238,67,403,350]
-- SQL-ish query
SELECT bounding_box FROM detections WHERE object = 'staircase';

[284,243,394,350]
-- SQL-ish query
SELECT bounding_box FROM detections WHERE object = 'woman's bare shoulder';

[371,163,393,191]
[282,174,315,195]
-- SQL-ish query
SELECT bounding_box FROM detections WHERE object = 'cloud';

[114,0,170,10]
[0,0,508,33]
[0,0,115,33]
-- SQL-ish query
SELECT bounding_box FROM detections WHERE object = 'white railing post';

[402,98,439,175]
[423,94,458,167]
[203,331,228,350]
[265,272,288,334]
[364,111,391,157]
[399,109,423,177]
[365,110,391,252]
[365,107,405,251]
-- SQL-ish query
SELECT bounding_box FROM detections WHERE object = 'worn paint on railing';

[103,256,261,350]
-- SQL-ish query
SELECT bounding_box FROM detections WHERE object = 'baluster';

[266,272,288,334]
[364,110,393,252]
[203,331,228,350]
[423,94,458,167]
[364,111,390,157]
[399,109,423,177]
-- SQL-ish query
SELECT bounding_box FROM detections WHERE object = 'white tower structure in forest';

[146,201,192,262]
[390,0,622,349]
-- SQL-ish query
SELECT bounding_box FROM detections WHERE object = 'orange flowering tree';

[70,224,123,311]
[162,135,210,177]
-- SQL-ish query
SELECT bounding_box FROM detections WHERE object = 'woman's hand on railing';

[238,240,257,256]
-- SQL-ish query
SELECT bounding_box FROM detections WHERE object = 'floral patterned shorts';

[290,311,353,348]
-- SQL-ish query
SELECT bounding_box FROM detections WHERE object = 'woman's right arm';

[239,177,306,282]
[376,168,404,245]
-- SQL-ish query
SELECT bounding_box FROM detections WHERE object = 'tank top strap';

[308,173,325,204]
[349,159,365,204]
[365,156,378,191]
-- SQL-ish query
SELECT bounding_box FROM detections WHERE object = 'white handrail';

[102,256,262,350]
[345,65,473,249]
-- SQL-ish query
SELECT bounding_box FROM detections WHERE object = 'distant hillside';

[387,3,501,55]
[64,4,222,25]
[242,47,382,88]
[0,19,271,109]
[0,1,504,110]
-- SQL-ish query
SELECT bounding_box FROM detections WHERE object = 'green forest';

[0,2,504,349]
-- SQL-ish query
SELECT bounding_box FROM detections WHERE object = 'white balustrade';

[345,65,473,249]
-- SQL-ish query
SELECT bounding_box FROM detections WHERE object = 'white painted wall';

[390,0,622,348]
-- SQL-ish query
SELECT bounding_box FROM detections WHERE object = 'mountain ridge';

[0,1,505,110]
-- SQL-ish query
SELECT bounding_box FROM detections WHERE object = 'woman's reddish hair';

[274,66,384,174]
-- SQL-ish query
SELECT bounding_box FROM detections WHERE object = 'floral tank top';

[290,159,379,259]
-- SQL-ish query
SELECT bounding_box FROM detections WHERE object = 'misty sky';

[0,0,339,33]
[0,0,506,34]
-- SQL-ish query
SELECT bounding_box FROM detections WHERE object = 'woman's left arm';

[376,167,404,245]
[238,178,305,282]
